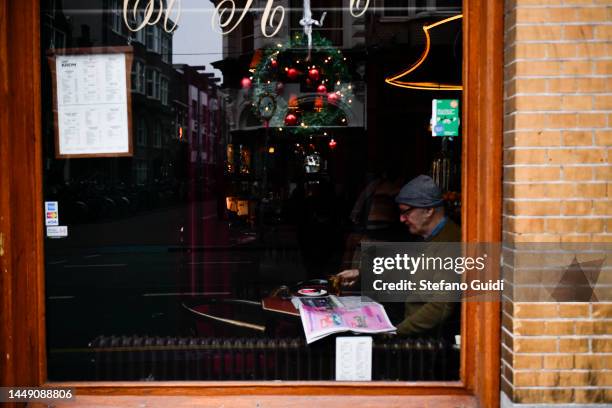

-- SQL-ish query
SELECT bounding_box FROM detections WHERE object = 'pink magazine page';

[300,305,348,343]
[340,304,395,332]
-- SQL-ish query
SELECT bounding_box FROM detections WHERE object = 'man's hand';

[336,269,360,288]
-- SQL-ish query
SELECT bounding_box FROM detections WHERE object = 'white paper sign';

[335,336,372,381]
[47,226,68,238]
[45,201,59,226]
[55,53,130,156]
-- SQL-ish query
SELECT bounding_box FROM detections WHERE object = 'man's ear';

[425,207,435,218]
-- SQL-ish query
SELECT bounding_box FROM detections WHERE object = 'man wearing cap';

[336,175,460,336]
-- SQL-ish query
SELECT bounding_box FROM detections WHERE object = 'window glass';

[41,0,463,382]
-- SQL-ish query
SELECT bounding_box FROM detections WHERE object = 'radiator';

[87,336,459,381]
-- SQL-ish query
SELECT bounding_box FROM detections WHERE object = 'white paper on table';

[335,336,373,381]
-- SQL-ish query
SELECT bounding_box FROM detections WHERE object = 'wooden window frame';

[0,0,503,406]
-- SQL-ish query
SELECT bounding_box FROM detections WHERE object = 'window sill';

[32,394,477,408]
[42,381,476,408]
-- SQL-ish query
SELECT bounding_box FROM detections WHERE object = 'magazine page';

[299,304,350,344]
[295,296,396,343]
[339,303,396,334]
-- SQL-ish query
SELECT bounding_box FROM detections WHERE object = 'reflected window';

[136,116,147,146]
[135,159,148,185]
[146,25,162,53]
[161,76,169,105]
[110,0,123,34]
[161,34,171,63]
[153,121,162,148]
[146,68,161,99]
[132,60,145,94]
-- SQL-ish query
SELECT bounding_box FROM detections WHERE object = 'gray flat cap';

[395,175,444,208]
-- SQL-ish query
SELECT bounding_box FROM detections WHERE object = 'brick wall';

[503,0,612,405]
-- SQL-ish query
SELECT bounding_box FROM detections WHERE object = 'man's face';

[398,204,431,237]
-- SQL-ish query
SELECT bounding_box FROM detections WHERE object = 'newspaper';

[291,296,396,344]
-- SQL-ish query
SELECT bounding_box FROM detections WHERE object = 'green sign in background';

[431,99,460,137]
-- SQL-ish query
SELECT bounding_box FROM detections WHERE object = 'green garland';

[249,32,354,135]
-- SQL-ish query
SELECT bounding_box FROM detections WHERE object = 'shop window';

[40,0,465,385]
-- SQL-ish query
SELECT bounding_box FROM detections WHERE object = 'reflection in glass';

[41,0,462,382]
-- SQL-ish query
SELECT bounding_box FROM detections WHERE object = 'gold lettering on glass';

[123,0,181,34]
[260,0,285,38]
[349,0,370,17]
[121,0,370,36]
[212,0,255,35]
[164,0,181,33]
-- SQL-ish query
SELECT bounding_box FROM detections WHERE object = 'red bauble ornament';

[284,113,298,126]
[287,68,299,80]
[308,68,320,82]
[306,78,312,86]
[317,84,327,94]
[241,77,252,89]
[327,92,339,104]
[270,59,278,68]
[329,139,337,149]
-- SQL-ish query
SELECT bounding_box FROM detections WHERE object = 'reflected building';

[41,0,226,216]
[172,64,226,197]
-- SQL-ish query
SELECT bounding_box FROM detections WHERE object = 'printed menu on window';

[50,49,133,158]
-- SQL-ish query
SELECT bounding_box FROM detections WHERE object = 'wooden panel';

[47,381,468,396]
[1,0,504,407]
[28,395,478,408]
[462,0,504,407]
[0,0,47,401]
[0,0,15,395]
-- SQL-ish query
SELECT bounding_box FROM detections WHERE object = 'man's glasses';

[399,206,419,217]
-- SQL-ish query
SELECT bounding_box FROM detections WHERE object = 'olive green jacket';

[395,218,461,336]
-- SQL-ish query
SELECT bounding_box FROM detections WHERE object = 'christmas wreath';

[244,33,355,134]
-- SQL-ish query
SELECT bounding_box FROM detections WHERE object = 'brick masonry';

[503,0,612,405]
